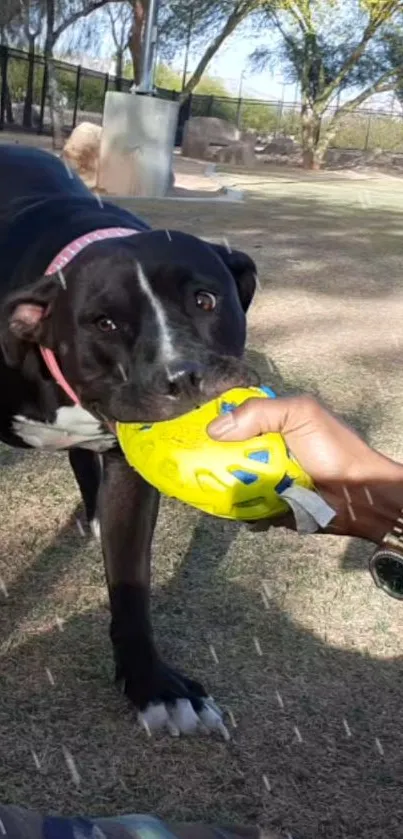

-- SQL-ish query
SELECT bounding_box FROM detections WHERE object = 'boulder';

[62,121,102,189]
[182,116,240,159]
[216,140,255,167]
[263,136,300,155]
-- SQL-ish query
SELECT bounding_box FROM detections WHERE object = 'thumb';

[208,397,290,442]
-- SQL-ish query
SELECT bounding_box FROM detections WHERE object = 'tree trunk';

[128,0,146,86]
[5,85,13,124]
[23,36,35,128]
[0,39,14,124]
[115,49,123,89]
[44,0,64,150]
[300,99,322,170]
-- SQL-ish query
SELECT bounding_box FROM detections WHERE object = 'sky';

[62,3,398,112]
[171,28,298,102]
[62,6,299,103]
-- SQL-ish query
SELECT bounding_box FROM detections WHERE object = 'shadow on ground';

[1,502,402,839]
[139,193,403,303]
[0,351,401,839]
[1,192,403,839]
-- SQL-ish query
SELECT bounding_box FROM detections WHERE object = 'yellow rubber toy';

[116,386,313,521]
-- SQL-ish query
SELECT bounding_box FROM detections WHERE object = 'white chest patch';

[12,405,116,452]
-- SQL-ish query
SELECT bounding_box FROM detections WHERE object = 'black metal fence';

[1,44,403,153]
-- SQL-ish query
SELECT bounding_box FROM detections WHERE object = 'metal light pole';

[236,67,246,127]
[138,0,159,93]
[99,0,179,198]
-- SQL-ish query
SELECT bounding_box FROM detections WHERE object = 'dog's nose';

[166,361,204,396]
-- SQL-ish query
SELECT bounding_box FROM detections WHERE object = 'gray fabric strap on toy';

[280,485,336,534]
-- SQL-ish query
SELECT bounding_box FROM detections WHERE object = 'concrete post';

[97,91,179,198]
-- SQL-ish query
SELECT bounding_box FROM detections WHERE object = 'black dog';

[0,144,257,735]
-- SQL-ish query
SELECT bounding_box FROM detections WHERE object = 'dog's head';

[2,230,258,422]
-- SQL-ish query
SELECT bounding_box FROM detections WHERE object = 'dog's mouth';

[94,359,259,425]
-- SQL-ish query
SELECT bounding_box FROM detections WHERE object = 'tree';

[40,0,124,147]
[23,1,44,126]
[179,0,264,99]
[253,0,403,169]
[106,3,132,83]
[0,0,21,123]
[126,0,263,93]
[0,0,20,43]
[5,0,45,126]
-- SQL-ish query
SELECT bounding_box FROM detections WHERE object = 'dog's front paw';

[119,658,229,739]
[139,694,229,739]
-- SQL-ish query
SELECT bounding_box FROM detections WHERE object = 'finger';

[208,397,294,441]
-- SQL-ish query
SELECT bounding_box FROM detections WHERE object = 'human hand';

[208,395,403,542]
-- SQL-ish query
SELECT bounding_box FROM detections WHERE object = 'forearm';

[322,455,403,544]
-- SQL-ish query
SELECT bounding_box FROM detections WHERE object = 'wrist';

[345,454,403,543]
[317,450,403,543]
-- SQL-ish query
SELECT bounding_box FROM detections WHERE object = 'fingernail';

[208,414,236,439]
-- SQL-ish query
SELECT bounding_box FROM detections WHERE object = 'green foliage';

[253,0,403,165]
[7,48,403,157]
[331,111,403,151]
[7,55,42,103]
[6,52,107,112]
[157,0,258,62]
[154,62,231,96]
[154,64,182,91]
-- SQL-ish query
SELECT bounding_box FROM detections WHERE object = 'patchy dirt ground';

[1,170,403,839]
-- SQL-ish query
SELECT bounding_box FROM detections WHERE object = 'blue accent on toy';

[220,401,238,414]
[247,450,270,464]
[260,385,277,399]
[275,475,294,494]
[231,469,259,485]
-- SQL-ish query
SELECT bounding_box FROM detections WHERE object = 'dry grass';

[1,169,403,838]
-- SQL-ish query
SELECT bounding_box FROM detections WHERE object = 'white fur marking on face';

[12,405,115,452]
[136,262,176,362]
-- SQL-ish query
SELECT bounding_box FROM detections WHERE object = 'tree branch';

[327,68,398,127]
[180,0,259,101]
[315,1,401,106]
[284,0,310,33]
[53,0,122,44]
[272,9,298,52]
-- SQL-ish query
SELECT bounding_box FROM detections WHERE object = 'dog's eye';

[95,316,117,333]
[195,291,217,312]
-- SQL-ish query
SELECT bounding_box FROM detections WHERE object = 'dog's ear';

[1,275,60,366]
[207,243,257,312]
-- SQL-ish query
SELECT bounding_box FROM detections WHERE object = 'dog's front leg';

[99,449,227,737]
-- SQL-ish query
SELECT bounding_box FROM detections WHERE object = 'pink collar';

[39,227,136,405]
